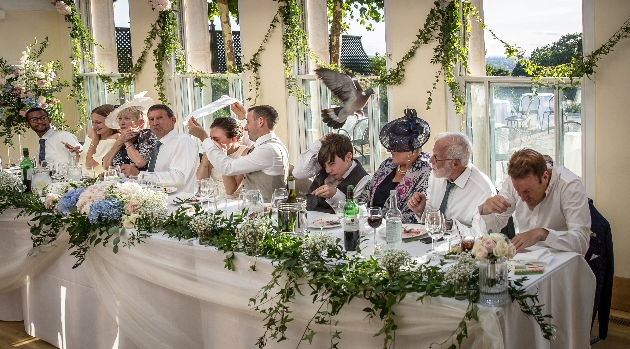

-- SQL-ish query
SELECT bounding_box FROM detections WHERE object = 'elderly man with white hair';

[408,132,496,237]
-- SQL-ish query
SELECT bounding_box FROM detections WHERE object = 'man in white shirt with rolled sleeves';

[408,132,496,237]
[479,148,590,255]
[120,104,199,193]
[187,104,289,202]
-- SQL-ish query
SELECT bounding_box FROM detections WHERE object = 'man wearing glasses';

[407,132,496,237]
[25,107,81,167]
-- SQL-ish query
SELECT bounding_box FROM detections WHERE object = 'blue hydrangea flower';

[117,178,129,183]
[87,197,123,224]
[58,188,85,215]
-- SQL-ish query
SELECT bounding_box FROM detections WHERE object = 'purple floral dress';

[357,152,431,223]
[112,129,157,171]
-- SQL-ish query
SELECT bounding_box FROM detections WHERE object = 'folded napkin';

[184,95,240,122]
[512,246,554,266]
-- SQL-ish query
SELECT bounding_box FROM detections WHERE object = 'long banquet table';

[0,202,596,349]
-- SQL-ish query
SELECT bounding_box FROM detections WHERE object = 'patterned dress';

[357,152,432,223]
[112,129,157,171]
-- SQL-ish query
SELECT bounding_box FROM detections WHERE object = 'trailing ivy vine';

[54,0,99,130]
[99,0,186,104]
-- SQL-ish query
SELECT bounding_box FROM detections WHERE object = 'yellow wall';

[0,9,76,161]
[592,1,630,278]
[385,0,448,152]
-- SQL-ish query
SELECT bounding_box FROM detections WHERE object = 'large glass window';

[465,78,581,188]
[298,76,387,175]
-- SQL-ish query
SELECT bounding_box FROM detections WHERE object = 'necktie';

[38,139,46,166]
[147,141,162,172]
[439,181,457,215]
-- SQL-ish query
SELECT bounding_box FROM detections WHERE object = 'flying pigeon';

[315,67,375,129]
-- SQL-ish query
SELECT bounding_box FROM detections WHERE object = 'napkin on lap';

[513,246,554,266]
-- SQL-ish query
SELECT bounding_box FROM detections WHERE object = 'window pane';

[561,87,582,178]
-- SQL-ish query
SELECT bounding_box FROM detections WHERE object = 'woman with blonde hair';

[78,104,119,175]
[102,99,157,171]
[196,116,249,198]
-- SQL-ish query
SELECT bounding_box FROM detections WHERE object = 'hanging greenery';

[99,0,186,104]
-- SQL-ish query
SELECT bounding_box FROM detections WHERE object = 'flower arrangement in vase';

[0,38,69,146]
[472,232,516,307]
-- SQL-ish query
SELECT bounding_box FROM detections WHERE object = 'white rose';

[506,245,517,260]
[35,72,45,79]
[494,239,509,258]
[472,240,488,259]
[489,232,504,242]
[122,214,139,229]
[37,95,47,104]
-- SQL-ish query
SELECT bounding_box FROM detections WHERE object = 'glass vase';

[454,280,468,300]
[478,256,510,307]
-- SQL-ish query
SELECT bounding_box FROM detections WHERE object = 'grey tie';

[147,141,162,172]
[38,139,46,166]
[439,181,457,215]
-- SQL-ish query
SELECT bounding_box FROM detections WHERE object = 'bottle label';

[385,218,402,244]
[344,216,359,232]
[26,168,33,180]
[288,181,295,190]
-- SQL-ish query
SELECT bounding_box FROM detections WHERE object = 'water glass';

[200,178,216,210]
[334,200,346,220]
[67,164,82,182]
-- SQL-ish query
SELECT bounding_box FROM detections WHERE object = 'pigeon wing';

[315,67,359,103]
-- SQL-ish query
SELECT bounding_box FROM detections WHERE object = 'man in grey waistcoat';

[188,105,289,202]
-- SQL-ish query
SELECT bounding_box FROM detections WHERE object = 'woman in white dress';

[196,117,249,198]
[79,104,119,175]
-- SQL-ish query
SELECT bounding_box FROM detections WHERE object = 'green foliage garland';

[56,0,99,131]
[99,1,186,104]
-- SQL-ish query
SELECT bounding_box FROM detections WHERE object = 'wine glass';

[442,215,455,252]
[425,209,442,254]
[200,178,216,210]
[272,188,288,210]
[367,207,383,246]
[334,200,346,220]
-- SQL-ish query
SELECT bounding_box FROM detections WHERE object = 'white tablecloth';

[0,206,595,349]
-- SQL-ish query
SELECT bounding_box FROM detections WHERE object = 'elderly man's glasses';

[432,154,454,162]
[27,116,49,123]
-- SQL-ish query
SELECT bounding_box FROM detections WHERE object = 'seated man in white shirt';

[188,104,289,202]
[480,148,590,254]
[407,132,495,237]
[120,104,199,193]
[293,133,370,214]
[26,107,81,166]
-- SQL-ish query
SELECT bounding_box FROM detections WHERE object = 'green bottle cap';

[347,185,354,191]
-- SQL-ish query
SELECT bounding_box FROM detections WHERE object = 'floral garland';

[99,0,186,104]
[0,39,68,146]
[0,173,556,347]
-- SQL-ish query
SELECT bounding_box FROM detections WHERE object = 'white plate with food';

[308,218,342,229]
[378,224,428,238]
[163,187,177,194]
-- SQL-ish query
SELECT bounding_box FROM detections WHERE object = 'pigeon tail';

[321,107,347,129]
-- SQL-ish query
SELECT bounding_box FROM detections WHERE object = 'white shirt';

[202,132,288,176]
[293,140,370,206]
[142,129,199,193]
[37,128,81,166]
[480,166,591,255]
[425,165,496,237]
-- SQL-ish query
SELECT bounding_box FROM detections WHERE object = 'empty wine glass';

[272,188,288,209]
[334,200,346,220]
[368,206,383,246]
[425,209,442,254]
[200,178,216,210]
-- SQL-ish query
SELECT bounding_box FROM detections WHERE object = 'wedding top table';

[0,198,596,349]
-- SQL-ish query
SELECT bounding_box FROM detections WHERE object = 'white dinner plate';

[308,218,342,229]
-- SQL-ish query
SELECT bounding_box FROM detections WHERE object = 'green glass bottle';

[20,148,34,193]
[343,185,360,251]
[286,175,297,203]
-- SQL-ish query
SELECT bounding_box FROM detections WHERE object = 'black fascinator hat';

[379,108,431,152]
